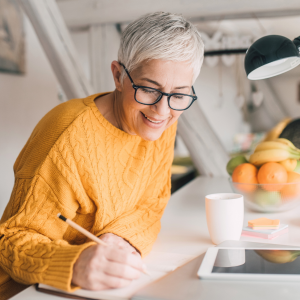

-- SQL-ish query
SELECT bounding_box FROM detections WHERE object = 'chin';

[139,130,164,141]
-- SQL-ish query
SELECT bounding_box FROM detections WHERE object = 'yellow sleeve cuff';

[42,242,95,292]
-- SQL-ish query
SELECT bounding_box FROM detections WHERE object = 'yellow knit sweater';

[0,93,176,293]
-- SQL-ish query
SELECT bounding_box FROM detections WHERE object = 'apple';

[253,189,281,207]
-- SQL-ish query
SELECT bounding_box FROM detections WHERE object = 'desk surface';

[11,176,300,299]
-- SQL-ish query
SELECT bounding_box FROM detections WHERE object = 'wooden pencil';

[57,213,150,275]
[57,213,108,246]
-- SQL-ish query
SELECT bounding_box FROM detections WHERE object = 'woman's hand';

[99,233,139,255]
[72,244,144,290]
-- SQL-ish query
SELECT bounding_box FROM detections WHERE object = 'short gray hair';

[118,12,204,83]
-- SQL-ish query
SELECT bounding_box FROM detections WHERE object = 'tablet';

[198,247,300,281]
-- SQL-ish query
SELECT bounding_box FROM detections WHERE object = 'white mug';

[205,193,244,245]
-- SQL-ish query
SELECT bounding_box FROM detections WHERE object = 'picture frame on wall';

[0,0,25,74]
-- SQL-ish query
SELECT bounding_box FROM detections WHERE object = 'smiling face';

[112,59,194,141]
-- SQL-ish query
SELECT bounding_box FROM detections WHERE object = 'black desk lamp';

[245,35,300,80]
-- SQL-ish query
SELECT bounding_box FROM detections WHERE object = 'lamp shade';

[245,35,300,80]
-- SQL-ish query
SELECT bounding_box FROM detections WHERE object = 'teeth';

[143,113,163,124]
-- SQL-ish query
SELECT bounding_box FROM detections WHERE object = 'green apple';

[226,155,248,176]
[254,189,281,207]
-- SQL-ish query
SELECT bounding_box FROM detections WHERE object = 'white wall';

[270,72,300,120]
[194,60,250,152]
[88,24,121,93]
[71,29,91,82]
[0,17,60,216]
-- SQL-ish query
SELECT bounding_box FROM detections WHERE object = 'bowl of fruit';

[227,138,300,212]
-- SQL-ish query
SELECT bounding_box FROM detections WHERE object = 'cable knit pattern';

[0,93,176,293]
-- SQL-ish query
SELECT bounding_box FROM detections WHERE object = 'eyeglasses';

[119,63,197,111]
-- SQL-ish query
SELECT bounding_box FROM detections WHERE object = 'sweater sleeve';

[97,169,172,257]
[96,125,176,257]
[0,174,94,292]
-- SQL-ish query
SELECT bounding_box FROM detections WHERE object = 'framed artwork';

[0,0,25,74]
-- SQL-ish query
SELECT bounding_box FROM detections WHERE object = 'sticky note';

[248,217,280,230]
[242,224,288,240]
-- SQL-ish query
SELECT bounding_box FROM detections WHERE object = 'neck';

[112,90,125,131]
[95,91,135,136]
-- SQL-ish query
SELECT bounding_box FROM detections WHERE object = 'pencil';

[57,213,107,246]
[57,213,150,275]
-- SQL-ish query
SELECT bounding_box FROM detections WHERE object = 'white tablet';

[198,247,300,281]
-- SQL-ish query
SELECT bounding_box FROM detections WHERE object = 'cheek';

[170,111,183,122]
[122,86,135,105]
[123,93,144,119]
[163,110,182,130]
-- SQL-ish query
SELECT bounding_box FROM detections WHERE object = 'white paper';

[38,251,195,300]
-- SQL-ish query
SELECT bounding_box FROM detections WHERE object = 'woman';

[0,12,204,295]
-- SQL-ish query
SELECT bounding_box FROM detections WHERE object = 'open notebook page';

[38,251,195,300]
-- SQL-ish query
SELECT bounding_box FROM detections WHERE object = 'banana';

[274,138,300,152]
[264,117,291,142]
[249,149,300,166]
[254,141,298,154]
[255,250,300,264]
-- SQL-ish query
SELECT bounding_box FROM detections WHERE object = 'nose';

[151,95,171,116]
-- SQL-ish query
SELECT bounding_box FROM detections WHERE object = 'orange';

[232,163,258,192]
[281,171,300,199]
[257,162,287,191]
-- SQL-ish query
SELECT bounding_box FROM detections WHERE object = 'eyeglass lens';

[136,87,194,110]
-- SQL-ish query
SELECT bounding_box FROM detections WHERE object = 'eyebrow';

[140,77,190,90]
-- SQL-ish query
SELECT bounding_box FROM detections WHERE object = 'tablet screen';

[212,249,300,275]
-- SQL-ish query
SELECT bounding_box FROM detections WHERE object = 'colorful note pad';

[242,224,288,240]
[248,217,280,230]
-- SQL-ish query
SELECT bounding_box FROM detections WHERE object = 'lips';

[141,112,165,124]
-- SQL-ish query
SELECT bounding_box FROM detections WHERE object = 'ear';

[111,61,123,92]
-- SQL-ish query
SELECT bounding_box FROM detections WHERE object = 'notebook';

[36,251,195,300]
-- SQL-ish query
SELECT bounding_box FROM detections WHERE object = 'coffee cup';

[205,193,244,245]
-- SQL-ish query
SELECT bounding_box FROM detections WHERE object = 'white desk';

[11,176,300,299]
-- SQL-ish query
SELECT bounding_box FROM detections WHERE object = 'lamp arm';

[293,36,300,51]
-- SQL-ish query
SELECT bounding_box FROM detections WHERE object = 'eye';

[173,95,184,100]
[141,88,156,94]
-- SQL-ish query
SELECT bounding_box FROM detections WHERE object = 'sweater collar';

[84,93,144,143]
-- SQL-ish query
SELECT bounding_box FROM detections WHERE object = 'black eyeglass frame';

[119,62,197,111]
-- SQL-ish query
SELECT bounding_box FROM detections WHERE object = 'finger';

[104,261,141,280]
[84,280,110,291]
[100,233,125,245]
[101,234,134,251]
[100,234,138,255]
[99,234,115,245]
[102,273,132,289]
[105,247,143,271]
[81,267,130,290]
[122,242,138,253]
[117,243,137,254]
